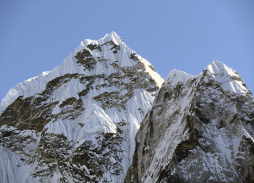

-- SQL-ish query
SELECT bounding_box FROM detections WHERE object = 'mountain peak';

[204,60,249,95]
[104,31,120,39]
[0,32,164,182]
[101,31,122,44]
[0,32,163,114]
[125,60,254,183]
[165,69,194,87]
[205,60,236,76]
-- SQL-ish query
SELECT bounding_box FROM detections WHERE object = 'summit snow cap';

[204,60,249,95]
[165,69,194,87]
[0,32,164,183]
[0,32,163,114]
[164,60,249,95]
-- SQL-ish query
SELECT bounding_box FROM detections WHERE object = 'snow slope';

[204,60,249,95]
[0,32,163,114]
[0,32,163,183]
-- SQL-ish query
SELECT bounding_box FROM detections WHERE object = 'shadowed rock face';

[125,63,254,183]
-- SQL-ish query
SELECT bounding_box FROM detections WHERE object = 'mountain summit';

[1,33,253,183]
[125,60,254,183]
[0,32,163,183]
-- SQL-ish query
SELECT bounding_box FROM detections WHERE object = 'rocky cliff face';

[125,61,254,183]
[0,32,163,183]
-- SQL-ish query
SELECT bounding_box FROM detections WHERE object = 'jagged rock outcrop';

[0,32,163,183]
[125,61,254,183]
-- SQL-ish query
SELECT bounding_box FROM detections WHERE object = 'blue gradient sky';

[1,0,253,101]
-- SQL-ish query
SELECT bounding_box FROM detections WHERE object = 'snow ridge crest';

[204,60,249,95]
[0,32,163,114]
[165,60,249,95]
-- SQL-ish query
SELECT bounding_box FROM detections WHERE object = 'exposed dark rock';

[0,73,82,132]
[0,33,162,183]
[148,65,155,72]
[87,43,102,51]
[130,53,139,61]
[75,49,96,70]
[101,40,120,54]
[125,66,254,183]
[52,97,84,121]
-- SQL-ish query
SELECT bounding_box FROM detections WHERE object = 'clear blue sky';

[1,0,253,101]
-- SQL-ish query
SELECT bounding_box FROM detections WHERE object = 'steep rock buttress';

[125,60,254,183]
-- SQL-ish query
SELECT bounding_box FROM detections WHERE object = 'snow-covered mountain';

[0,32,164,183]
[125,60,254,183]
[1,32,253,183]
